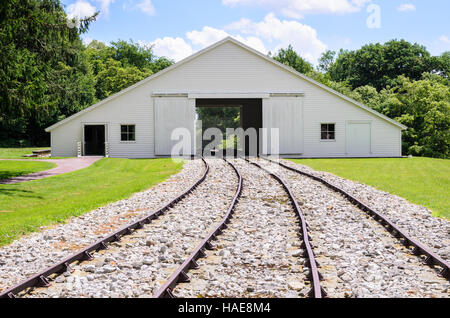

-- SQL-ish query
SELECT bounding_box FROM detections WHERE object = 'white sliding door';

[154,97,195,156]
[263,97,304,155]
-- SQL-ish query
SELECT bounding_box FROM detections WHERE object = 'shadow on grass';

[0,187,43,199]
[0,168,41,180]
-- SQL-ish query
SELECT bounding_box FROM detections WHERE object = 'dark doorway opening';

[84,125,105,156]
[196,99,262,156]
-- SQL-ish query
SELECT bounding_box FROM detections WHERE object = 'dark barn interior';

[196,98,262,155]
[84,125,105,156]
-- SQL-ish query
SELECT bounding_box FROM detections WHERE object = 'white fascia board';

[152,92,305,99]
[188,92,270,99]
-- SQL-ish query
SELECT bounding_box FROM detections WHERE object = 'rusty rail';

[153,158,243,298]
[260,156,450,280]
[0,158,210,298]
[244,157,324,298]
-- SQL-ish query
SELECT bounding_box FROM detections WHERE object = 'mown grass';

[0,161,56,180]
[0,158,184,246]
[0,148,49,159]
[288,157,449,219]
[0,147,70,159]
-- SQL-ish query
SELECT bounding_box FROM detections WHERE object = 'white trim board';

[151,92,305,99]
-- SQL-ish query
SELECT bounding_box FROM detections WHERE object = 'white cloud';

[186,26,267,53]
[82,37,94,45]
[146,14,326,64]
[234,36,267,54]
[226,13,327,62]
[439,35,450,44]
[222,0,371,18]
[397,3,416,12]
[122,0,155,16]
[150,37,194,61]
[94,0,114,16]
[187,27,230,47]
[67,0,97,20]
[136,0,155,15]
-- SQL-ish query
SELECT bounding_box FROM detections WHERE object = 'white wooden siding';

[263,97,304,155]
[50,40,402,158]
[51,91,154,158]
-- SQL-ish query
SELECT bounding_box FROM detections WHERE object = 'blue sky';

[62,0,450,64]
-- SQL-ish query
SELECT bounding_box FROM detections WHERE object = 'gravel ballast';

[281,159,450,262]
[23,159,237,298]
[1,157,448,298]
[258,158,449,298]
[173,158,311,298]
[0,159,203,293]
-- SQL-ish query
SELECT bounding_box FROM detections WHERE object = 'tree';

[196,107,240,134]
[387,75,449,158]
[317,50,336,73]
[94,59,152,100]
[271,45,313,74]
[0,0,97,146]
[347,75,449,158]
[435,51,450,78]
[328,40,443,90]
[85,40,174,100]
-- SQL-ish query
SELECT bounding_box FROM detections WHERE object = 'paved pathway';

[0,157,102,185]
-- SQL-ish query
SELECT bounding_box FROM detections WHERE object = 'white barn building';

[46,37,406,158]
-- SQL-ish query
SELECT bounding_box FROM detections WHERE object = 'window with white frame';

[121,125,136,141]
[321,123,335,140]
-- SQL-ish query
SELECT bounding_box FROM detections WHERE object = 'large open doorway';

[84,125,105,156]
[196,99,262,156]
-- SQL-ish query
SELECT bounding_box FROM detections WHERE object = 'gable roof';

[46,37,407,132]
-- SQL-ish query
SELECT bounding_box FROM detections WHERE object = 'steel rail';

[153,158,243,298]
[0,158,210,298]
[244,157,324,298]
[260,156,450,280]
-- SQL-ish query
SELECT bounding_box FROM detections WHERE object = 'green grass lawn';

[288,157,449,219]
[0,148,49,159]
[0,161,56,180]
[0,147,70,160]
[0,158,184,246]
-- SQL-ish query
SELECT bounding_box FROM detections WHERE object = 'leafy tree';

[386,75,449,158]
[85,40,174,100]
[348,75,449,158]
[317,50,336,73]
[328,40,442,90]
[271,45,314,74]
[94,58,152,100]
[196,107,241,150]
[306,70,355,97]
[435,51,450,78]
[0,0,97,145]
[196,107,241,134]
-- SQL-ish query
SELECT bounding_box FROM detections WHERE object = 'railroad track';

[0,158,210,298]
[259,156,450,281]
[154,157,324,298]
[244,158,324,298]
[153,158,242,298]
[3,156,445,298]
